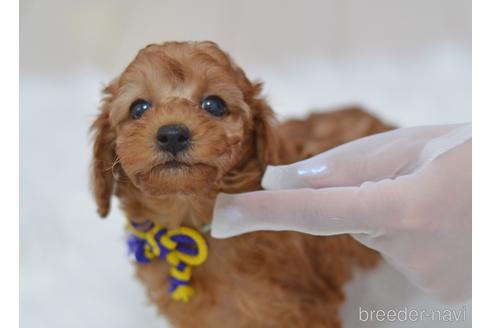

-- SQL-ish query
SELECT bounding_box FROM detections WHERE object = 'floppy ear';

[90,85,117,218]
[250,83,282,166]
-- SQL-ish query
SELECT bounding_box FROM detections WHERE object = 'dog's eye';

[130,99,152,119]
[200,95,227,117]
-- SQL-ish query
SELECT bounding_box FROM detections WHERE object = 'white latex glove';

[212,124,471,304]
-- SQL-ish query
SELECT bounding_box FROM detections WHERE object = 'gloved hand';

[212,124,471,304]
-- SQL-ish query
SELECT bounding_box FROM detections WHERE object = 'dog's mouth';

[131,157,222,196]
[161,160,191,169]
[143,161,191,177]
[150,160,211,173]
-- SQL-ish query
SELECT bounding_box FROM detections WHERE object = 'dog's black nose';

[156,124,190,156]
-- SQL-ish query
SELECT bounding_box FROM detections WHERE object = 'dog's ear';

[90,83,117,218]
[250,83,282,166]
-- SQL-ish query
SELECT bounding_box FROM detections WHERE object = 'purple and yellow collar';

[126,218,208,303]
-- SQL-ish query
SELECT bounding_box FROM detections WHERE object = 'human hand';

[211,124,471,303]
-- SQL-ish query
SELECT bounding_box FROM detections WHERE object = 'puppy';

[91,41,389,328]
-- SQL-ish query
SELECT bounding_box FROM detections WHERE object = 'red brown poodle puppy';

[91,41,390,327]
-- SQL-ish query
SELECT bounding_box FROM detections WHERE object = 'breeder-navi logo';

[359,306,467,322]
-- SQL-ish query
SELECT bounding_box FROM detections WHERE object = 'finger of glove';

[262,124,465,190]
[211,185,384,238]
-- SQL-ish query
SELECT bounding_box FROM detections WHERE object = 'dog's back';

[279,106,392,161]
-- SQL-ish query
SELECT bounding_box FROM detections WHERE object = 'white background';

[20,1,471,327]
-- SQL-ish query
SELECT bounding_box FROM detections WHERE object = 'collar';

[126,218,208,303]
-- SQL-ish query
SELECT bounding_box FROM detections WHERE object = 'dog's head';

[91,41,280,217]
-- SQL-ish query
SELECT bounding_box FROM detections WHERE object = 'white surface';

[20,0,471,327]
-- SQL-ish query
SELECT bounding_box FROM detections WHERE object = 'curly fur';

[91,41,390,327]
